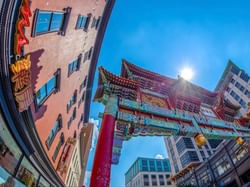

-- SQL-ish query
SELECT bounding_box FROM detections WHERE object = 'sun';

[180,67,194,81]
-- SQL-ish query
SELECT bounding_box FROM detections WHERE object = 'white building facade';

[125,158,175,187]
[215,60,250,116]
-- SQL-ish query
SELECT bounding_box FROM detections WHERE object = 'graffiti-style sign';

[10,55,33,112]
[14,0,32,55]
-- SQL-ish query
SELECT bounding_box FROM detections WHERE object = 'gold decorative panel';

[141,94,167,108]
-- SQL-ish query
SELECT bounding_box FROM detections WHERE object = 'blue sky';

[86,0,250,186]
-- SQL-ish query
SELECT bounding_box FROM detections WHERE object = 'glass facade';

[208,139,222,149]
[176,137,194,155]
[180,151,199,168]
[0,112,50,187]
[125,158,171,185]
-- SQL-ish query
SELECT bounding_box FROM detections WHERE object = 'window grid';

[36,73,59,106]
[45,114,62,149]
[52,133,64,161]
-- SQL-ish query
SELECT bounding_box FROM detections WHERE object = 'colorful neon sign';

[11,0,33,112]
[14,0,31,55]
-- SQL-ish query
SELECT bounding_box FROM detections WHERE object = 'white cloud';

[84,170,91,187]
[89,118,100,152]
[155,154,164,159]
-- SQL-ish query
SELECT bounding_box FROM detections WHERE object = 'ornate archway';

[90,60,250,187]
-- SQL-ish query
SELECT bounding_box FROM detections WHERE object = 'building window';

[91,16,101,29]
[75,14,91,30]
[207,150,212,156]
[239,99,246,108]
[141,160,148,171]
[208,139,222,149]
[83,47,93,62]
[200,150,206,159]
[149,160,156,171]
[240,71,249,83]
[231,78,235,84]
[73,131,77,138]
[68,107,77,129]
[212,155,231,177]
[163,161,170,172]
[67,90,77,112]
[245,90,250,99]
[52,133,65,161]
[68,54,82,76]
[79,76,87,93]
[180,151,199,168]
[0,114,23,174]
[78,91,85,108]
[143,175,149,186]
[156,160,163,171]
[159,175,165,185]
[226,86,231,92]
[230,142,248,164]
[45,114,62,149]
[78,114,84,129]
[230,90,240,101]
[32,8,71,37]
[36,11,64,33]
[151,175,157,186]
[16,157,39,187]
[35,70,61,107]
[231,65,240,75]
[176,137,194,154]
[235,82,245,92]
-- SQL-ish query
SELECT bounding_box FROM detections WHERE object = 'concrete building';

[215,60,250,116]
[125,157,175,187]
[0,0,114,186]
[164,137,223,175]
[176,140,250,187]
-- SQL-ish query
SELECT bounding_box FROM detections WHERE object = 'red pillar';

[90,113,116,187]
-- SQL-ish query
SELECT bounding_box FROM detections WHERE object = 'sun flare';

[180,67,194,81]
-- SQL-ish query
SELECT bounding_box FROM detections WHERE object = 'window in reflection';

[16,157,39,187]
[0,114,22,174]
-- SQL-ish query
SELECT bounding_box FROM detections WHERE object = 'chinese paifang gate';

[90,60,250,187]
